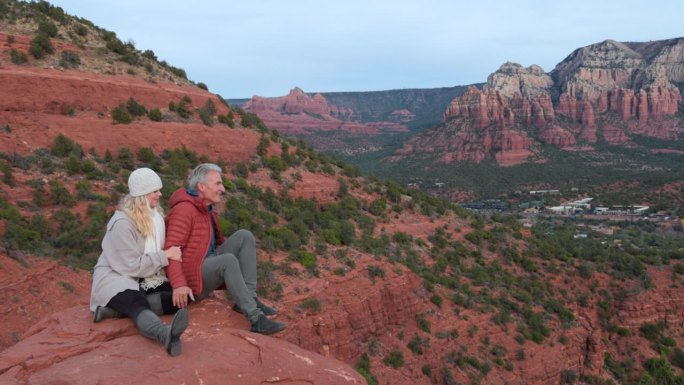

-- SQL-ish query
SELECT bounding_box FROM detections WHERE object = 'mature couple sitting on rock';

[89,163,285,356]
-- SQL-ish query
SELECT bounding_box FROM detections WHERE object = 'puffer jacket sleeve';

[165,202,193,288]
[104,219,169,278]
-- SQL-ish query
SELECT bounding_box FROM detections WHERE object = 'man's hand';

[173,286,195,308]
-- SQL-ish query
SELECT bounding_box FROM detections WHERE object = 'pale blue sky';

[47,0,684,98]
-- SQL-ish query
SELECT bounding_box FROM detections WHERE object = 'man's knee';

[235,229,255,244]
[217,253,240,269]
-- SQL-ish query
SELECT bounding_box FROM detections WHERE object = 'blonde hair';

[120,194,163,238]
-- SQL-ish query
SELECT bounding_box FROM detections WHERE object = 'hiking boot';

[232,297,278,316]
[255,297,278,316]
[93,306,122,323]
[250,314,286,335]
[135,308,189,356]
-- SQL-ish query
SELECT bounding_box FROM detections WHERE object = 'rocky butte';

[392,38,684,166]
[243,87,409,136]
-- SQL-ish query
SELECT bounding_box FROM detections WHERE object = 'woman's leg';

[144,282,178,315]
[106,289,152,321]
[106,289,188,356]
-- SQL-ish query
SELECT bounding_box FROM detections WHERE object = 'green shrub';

[147,108,162,122]
[642,357,683,385]
[10,48,28,64]
[176,100,191,118]
[64,155,81,175]
[74,23,88,36]
[392,231,412,244]
[112,104,132,124]
[288,248,317,268]
[59,51,80,68]
[51,134,83,157]
[368,265,386,282]
[416,313,431,333]
[126,98,147,117]
[1,163,14,187]
[29,33,54,59]
[75,180,96,200]
[671,348,684,370]
[218,114,235,127]
[38,20,58,37]
[233,162,249,178]
[383,350,404,368]
[301,298,322,312]
[60,104,75,116]
[408,334,428,355]
[263,226,301,251]
[116,148,135,170]
[257,136,270,156]
[368,198,386,216]
[137,147,156,163]
[3,219,45,253]
[355,353,379,385]
[196,82,208,90]
[49,180,75,207]
[640,322,665,342]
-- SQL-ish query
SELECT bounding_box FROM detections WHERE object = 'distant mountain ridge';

[393,38,684,166]
[239,84,475,153]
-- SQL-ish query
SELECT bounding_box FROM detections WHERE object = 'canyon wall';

[394,38,684,166]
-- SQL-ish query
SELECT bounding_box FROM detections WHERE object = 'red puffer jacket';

[164,188,224,295]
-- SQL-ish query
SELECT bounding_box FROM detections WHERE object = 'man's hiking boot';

[233,297,278,316]
[250,314,286,335]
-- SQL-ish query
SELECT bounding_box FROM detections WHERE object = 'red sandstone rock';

[0,301,365,385]
[538,126,576,147]
[402,39,684,166]
[243,88,409,135]
[0,67,262,162]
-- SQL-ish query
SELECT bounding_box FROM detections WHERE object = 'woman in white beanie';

[89,167,188,356]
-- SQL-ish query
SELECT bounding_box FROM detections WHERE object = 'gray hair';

[188,163,222,190]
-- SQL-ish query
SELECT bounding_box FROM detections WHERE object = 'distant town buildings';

[545,197,650,217]
[546,198,594,215]
[529,189,560,195]
[593,205,650,216]
[461,199,509,212]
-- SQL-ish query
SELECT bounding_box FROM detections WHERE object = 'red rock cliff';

[243,88,408,135]
[394,38,684,165]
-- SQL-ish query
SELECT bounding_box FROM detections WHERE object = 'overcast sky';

[47,0,684,99]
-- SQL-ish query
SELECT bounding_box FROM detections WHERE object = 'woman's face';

[145,190,162,208]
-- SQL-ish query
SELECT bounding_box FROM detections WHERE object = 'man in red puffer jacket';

[164,163,285,335]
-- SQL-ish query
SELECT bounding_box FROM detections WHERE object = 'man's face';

[198,170,225,205]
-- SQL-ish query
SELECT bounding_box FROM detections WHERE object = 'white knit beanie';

[128,168,163,197]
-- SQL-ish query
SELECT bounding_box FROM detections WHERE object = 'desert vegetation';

[1,130,683,384]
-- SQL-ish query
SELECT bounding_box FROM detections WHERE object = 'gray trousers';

[199,229,261,322]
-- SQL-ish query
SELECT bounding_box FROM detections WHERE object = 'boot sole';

[251,321,286,335]
[167,308,189,356]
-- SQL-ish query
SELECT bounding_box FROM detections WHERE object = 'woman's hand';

[164,246,182,262]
